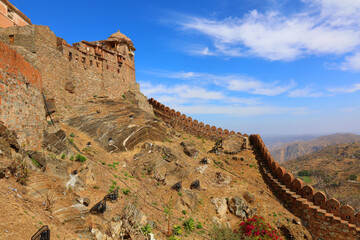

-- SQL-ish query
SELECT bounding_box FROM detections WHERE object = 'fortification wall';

[148,98,242,139]
[0,25,139,116]
[149,97,360,239]
[0,40,45,150]
[250,134,360,240]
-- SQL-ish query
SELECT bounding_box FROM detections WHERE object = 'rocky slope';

[270,133,360,163]
[0,98,313,240]
[282,142,360,210]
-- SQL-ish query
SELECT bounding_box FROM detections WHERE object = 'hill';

[269,133,360,163]
[282,142,360,210]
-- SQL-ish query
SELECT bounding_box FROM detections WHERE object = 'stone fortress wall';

[0,40,45,150]
[148,98,360,240]
[0,25,139,117]
[148,98,244,138]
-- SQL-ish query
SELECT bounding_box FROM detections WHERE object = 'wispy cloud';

[143,71,295,96]
[328,83,360,94]
[175,105,308,117]
[174,0,360,64]
[288,87,323,97]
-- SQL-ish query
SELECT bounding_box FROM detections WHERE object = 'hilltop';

[282,142,360,210]
[269,133,360,163]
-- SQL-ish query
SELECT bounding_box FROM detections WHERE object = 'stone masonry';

[0,40,45,150]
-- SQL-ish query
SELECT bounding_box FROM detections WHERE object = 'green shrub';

[140,224,152,236]
[168,235,181,240]
[196,221,202,229]
[122,188,131,195]
[298,170,311,176]
[69,133,75,138]
[183,218,195,233]
[350,175,357,181]
[61,154,66,159]
[172,225,182,236]
[75,154,86,163]
[70,155,74,161]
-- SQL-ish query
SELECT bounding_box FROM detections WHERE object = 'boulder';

[221,135,247,154]
[104,188,119,202]
[90,200,107,214]
[243,191,255,203]
[199,157,209,164]
[171,181,182,192]
[227,196,256,219]
[178,189,198,211]
[211,197,228,218]
[27,151,47,170]
[180,141,199,158]
[214,172,231,186]
[190,180,200,190]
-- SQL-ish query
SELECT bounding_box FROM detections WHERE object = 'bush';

[210,216,282,240]
[238,216,281,239]
[140,224,152,236]
[350,175,357,181]
[122,188,131,195]
[172,225,182,236]
[210,225,239,240]
[75,154,86,163]
[298,170,311,176]
[61,154,66,159]
[183,218,195,233]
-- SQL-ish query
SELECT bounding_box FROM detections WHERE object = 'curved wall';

[250,134,360,240]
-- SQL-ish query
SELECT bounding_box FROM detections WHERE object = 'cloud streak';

[174,0,360,67]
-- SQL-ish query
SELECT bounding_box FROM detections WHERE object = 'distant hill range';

[269,133,360,163]
[282,141,360,210]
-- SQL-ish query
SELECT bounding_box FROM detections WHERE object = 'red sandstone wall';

[249,134,360,240]
[0,0,31,28]
[0,40,45,150]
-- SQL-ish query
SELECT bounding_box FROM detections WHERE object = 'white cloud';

[340,52,360,72]
[328,83,360,94]
[288,87,323,97]
[143,71,295,96]
[175,105,308,117]
[176,1,360,62]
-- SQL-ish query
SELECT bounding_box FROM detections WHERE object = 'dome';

[108,30,133,45]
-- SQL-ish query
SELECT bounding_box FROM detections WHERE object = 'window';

[117,69,120,73]
[9,35,14,45]
[106,65,109,70]
[96,62,100,68]
[68,52,72,61]
[7,9,14,20]
[90,60,93,66]
[82,57,86,63]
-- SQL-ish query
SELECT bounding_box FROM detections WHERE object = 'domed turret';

[108,30,133,46]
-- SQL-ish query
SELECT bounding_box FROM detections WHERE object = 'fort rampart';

[149,97,360,239]
[148,98,243,139]
[0,40,45,150]
[250,134,360,240]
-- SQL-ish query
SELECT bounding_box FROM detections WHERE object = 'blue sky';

[12,0,360,136]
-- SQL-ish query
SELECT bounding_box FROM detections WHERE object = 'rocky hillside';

[282,142,360,211]
[269,133,360,163]
[0,96,312,240]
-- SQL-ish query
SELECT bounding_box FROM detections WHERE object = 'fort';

[0,1,360,239]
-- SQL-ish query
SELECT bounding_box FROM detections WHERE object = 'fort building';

[0,0,31,28]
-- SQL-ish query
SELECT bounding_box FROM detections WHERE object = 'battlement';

[148,98,243,139]
[250,134,360,239]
